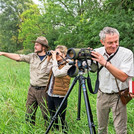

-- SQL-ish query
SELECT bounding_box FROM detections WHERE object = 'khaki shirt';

[19,53,52,86]
[95,46,134,93]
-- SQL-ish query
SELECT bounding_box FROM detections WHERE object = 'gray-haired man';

[91,27,134,134]
[0,36,52,125]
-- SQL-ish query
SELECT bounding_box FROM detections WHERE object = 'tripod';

[45,69,96,134]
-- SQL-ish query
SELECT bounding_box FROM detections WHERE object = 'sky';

[32,0,40,5]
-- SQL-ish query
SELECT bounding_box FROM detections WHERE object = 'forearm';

[52,67,68,77]
[106,62,128,82]
[52,60,70,77]
[0,52,21,61]
[91,51,129,82]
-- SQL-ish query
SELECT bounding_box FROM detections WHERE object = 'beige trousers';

[97,90,127,134]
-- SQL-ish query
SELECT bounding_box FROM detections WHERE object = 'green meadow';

[0,57,134,134]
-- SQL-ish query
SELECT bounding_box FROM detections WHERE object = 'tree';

[19,4,59,50]
[0,0,33,52]
[87,0,134,50]
[40,0,102,48]
[19,0,134,51]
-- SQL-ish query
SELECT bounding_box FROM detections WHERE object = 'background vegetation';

[0,0,134,133]
[0,55,134,134]
[0,0,134,53]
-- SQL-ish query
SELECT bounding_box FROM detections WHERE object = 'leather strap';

[115,78,120,92]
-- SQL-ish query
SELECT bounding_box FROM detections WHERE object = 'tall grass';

[0,57,134,134]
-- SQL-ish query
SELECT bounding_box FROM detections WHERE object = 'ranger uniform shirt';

[19,53,52,86]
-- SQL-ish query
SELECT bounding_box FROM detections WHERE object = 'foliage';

[19,4,60,50]
[0,57,134,133]
[18,5,42,51]
[41,0,102,49]
[37,0,134,50]
[0,0,33,52]
[98,0,134,50]
[18,0,103,50]
[0,0,134,52]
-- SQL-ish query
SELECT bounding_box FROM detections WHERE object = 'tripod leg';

[77,78,81,120]
[80,75,96,134]
[45,76,79,134]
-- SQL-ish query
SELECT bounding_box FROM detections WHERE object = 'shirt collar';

[103,46,119,59]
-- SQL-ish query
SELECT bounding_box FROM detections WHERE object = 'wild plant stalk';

[0,57,134,134]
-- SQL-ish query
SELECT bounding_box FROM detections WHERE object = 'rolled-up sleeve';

[19,53,33,63]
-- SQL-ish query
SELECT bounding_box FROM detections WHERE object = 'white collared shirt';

[95,46,134,93]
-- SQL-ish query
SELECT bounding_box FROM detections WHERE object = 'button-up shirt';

[95,46,134,93]
[19,53,52,86]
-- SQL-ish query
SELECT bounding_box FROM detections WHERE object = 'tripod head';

[67,60,84,77]
[67,47,99,78]
[67,59,98,77]
[67,58,99,95]
[45,49,98,134]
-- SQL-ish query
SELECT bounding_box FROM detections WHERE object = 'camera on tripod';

[67,48,98,77]
[45,48,99,134]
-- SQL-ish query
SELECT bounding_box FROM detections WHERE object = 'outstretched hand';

[0,52,4,56]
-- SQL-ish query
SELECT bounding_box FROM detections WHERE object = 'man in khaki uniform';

[0,36,52,125]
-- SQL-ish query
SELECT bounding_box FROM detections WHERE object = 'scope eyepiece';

[67,48,94,60]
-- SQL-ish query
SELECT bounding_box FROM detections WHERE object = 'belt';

[99,89,119,95]
[31,85,46,90]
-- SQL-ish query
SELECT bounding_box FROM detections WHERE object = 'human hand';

[129,93,134,98]
[0,52,4,56]
[91,51,107,67]
[46,55,52,61]
[75,60,78,67]
[46,51,52,61]
[51,50,57,60]
[87,47,93,50]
